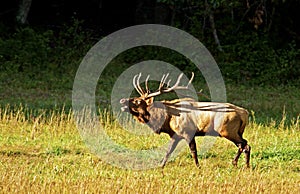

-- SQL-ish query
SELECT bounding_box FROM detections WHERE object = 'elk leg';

[188,138,199,167]
[243,144,251,168]
[232,140,249,167]
[232,143,243,167]
[161,135,181,168]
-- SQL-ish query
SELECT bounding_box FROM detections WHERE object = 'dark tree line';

[1,0,299,44]
[0,0,299,85]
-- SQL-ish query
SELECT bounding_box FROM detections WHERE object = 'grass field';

[0,101,299,193]
[0,70,299,193]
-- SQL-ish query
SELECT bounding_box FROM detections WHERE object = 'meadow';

[1,11,300,193]
[0,83,299,193]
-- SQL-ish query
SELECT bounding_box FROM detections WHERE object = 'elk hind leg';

[221,132,247,167]
[232,139,250,167]
[188,138,199,167]
[232,141,244,166]
[243,144,251,168]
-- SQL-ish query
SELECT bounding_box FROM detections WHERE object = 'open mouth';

[121,106,129,112]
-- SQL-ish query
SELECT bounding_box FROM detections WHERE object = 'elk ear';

[145,97,154,105]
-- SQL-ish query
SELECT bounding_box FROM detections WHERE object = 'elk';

[120,73,251,168]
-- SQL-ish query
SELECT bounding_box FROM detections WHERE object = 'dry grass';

[0,106,299,193]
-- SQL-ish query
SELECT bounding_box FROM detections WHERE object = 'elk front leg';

[188,138,199,167]
[161,135,181,168]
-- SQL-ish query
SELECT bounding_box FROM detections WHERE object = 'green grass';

[0,105,299,193]
[0,67,299,193]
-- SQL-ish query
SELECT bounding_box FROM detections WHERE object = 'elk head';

[120,72,194,123]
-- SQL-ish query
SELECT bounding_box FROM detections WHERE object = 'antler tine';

[136,73,146,95]
[187,72,194,87]
[163,73,170,86]
[145,75,150,94]
[159,73,170,90]
[166,79,172,88]
[133,73,144,96]
[158,74,166,90]
[197,89,210,100]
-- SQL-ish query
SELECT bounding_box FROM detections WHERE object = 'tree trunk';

[208,11,223,51]
[16,0,32,25]
[205,0,223,52]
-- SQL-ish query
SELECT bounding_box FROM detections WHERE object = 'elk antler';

[133,72,195,98]
[144,72,194,99]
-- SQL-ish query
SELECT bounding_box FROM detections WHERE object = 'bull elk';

[120,73,251,168]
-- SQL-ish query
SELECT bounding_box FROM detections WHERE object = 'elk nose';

[120,98,126,104]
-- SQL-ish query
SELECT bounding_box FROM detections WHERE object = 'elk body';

[120,73,251,168]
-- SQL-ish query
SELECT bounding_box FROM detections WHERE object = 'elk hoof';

[232,160,238,167]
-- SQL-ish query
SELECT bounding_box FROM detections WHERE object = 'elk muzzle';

[120,98,129,112]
